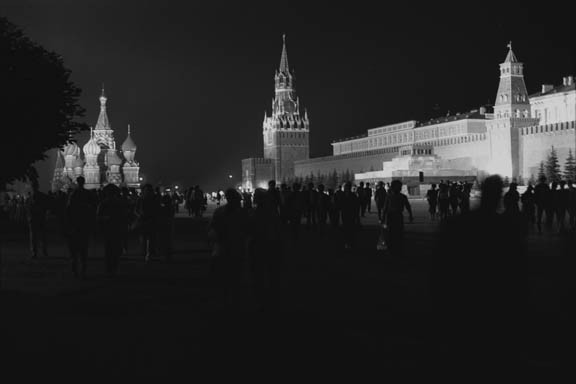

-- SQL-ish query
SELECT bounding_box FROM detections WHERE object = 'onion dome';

[83,128,101,156]
[106,149,123,166]
[121,124,137,152]
[72,156,84,168]
[63,141,79,157]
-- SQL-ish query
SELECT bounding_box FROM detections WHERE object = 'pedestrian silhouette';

[382,179,413,256]
[97,184,129,276]
[66,176,96,279]
[340,181,360,249]
[208,188,249,305]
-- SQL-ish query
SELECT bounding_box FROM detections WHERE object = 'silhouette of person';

[97,184,129,276]
[503,182,520,215]
[534,176,550,233]
[135,184,159,262]
[432,175,528,358]
[66,176,96,279]
[426,183,438,221]
[382,179,413,256]
[248,188,282,311]
[437,183,450,221]
[449,182,460,216]
[26,180,50,259]
[288,182,303,240]
[157,192,175,262]
[208,188,249,304]
[316,184,330,235]
[304,182,318,229]
[365,182,373,213]
[432,175,526,311]
[521,184,536,226]
[374,181,387,223]
[340,181,360,249]
[568,180,576,231]
[357,181,367,217]
[555,180,569,232]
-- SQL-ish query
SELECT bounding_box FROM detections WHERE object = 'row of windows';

[421,134,486,147]
[496,109,529,118]
[499,94,526,103]
[500,66,522,75]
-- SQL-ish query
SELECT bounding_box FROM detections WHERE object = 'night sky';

[2,1,574,192]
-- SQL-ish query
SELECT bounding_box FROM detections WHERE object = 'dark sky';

[1,1,574,192]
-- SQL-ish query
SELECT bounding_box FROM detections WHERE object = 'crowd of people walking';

[0,176,205,279]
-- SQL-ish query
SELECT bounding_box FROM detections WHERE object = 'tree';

[563,148,576,182]
[0,17,87,188]
[537,161,546,182]
[545,146,561,183]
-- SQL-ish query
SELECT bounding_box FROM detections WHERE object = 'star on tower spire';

[279,34,290,74]
[504,41,518,63]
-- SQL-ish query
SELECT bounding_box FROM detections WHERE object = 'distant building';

[292,43,575,193]
[51,88,140,191]
[241,35,309,190]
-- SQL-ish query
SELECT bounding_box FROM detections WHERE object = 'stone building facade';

[51,89,140,191]
[294,44,575,186]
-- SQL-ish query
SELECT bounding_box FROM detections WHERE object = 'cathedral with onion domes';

[51,88,140,191]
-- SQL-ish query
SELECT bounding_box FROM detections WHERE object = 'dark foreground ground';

[1,201,572,376]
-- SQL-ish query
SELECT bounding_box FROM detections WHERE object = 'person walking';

[208,188,249,305]
[374,181,387,223]
[66,176,96,279]
[382,180,413,256]
[534,176,550,233]
[426,183,439,221]
[25,180,50,260]
[97,184,129,276]
[521,185,536,226]
[503,182,520,215]
[365,182,373,214]
[135,184,159,262]
[340,181,360,249]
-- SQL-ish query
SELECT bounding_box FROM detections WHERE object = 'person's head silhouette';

[76,176,85,189]
[224,188,242,209]
[253,188,266,207]
[480,175,503,212]
[390,179,402,194]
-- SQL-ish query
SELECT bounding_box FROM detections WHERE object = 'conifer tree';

[563,148,576,181]
[537,161,546,182]
[545,146,561,183]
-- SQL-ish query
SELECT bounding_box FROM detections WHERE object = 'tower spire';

[279,34,289,74]
[504,41,518,63]
[127,123,131,135]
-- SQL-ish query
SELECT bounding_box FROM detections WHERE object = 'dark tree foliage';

[545,146,561,183]
[537,161,546,182]
[0,17,87,187]
[563,148,576,182]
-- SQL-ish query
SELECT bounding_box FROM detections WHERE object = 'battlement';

[520,120,576,136]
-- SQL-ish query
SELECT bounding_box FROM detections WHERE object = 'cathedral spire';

[279,34,290,74]
[95,84,110,131]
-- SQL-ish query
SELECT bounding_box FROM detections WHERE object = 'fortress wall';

[520,121,576,180]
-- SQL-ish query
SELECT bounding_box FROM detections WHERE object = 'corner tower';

[263,35,310,183]
[487,43,539,180]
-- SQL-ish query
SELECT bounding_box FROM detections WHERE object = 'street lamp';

[228,175,233,179]
[139,177,143,181]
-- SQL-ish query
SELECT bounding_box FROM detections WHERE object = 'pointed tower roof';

[279,34,290,74]
[504,41,518,63]
[95,85,111,130]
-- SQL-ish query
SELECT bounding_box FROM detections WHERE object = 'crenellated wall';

[520,121,576,180]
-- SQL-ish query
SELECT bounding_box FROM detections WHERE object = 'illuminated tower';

[263,35,310,183]
[487,43,539,180]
